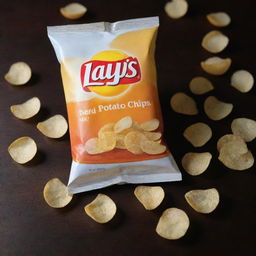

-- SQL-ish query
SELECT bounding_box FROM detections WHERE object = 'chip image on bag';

[47,17,181,194]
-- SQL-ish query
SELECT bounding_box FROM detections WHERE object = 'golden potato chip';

[231,70,254,93]
[189,76,214,95]
[185,188,219,214]
[114,116,133,133]
[182,152,212,176]
[156,208,190,240]
[84,138,104,155]
[10,97,41,120]
[37,114,68,138]
[124,131,145,154]
[98,123,114,138]
[217,134,245,152]
[134,186,165,210]
[98,131,116,152]
[231,118,256,142]
[204,96,233,121]
[43,178,73,208]
[143,131,162,141]
[84,194,117,223]
[170,92,198,115]
[140,119,160,132]
[201,57,231,75]
[4,62,32,85]
[207,12,231,27]
[115,134,126,149]
[140,140,166,155]
[164,0,188,19]
[183,122,212,147]
[8,136,37,164]
[60,2,87,19]
[201,30,229,53]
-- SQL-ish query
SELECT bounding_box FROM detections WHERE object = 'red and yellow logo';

[80,50,141,97]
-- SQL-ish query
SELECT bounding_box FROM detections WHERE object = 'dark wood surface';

[0,0,255,255]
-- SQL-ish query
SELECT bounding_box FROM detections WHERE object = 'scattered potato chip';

[98,123,114,137]
[60,2,87,19]
[164,0,188,19]
[189,77,214,95]
[231,118,256,142]
[10,97,41,120]
[124,131,145,154]
[182,152,212,176]
[202,30,229,53]
[201,57,231,75]
[183,122,212,147]
[37,114,68,138]
[4,62,32,85]
[207,12,231,27]
[185,188,219,214]
[114,116,133,133]
[115,134,126,149]
[134,186,165,210]
[204,96,233,121]
[140,140,166,155]
[84,138,104,155]
[84,194,117,223]
[140,119,160,131]
[170,92,198,115]
[43,178,73,208]
[8,136,37,164]
[231,70,254,93]
[98,131,116,152]
[143,131,162,141]
[156,208,189,240]
[217,134,245,152]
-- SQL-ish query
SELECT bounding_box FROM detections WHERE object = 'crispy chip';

[8,136,37,164]
[98,123,115,138]
[43,178,73,208]
[124,131,145,154]
[204,96,233,121]
[37,114,68,138]
[156,208,190,240]
[189,76,214,95]
[140,140,166,155]
[207,12,231,27]
[231,70,254,93]
[183,122,212,147]
[114,116,133,133]
[185,188,219,214]
[164,0,188,19]
[140,119,160,132]
[98,131,116,152]
[217,134,245,152]
[60,2,87,19]
[170,92,198,115]
[134,186,165,210]
[231,118,256,142]
[84,194,117,223]
[182,152,212,176]
[115,134,126,149]
[201,57,231,75]
[201,30,229,53]
[10,97,41,120]
[4,62,32,86]
[84,138,104,155]
[143,131,162,141]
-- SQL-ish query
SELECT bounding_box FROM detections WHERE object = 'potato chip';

[231,70,254,93]
[134,186,165,210]
[143,131,162,141]
[202,30,229,53]
[204,96,233,121]
[4,62,32,86]
[84,194,117,223]
[43,178,73,208]
[98,131,116,152]
[84,138,104,155]
[170,92,198,115]
[231,118,256,142]
[115,134,126,149]
[60,2,87,19]
[206,12,231,27]
[98,123,115,138]
[182,152,212,176]
[183,122,212,147]
[8,136,37,164]
[114,116,133,133]
[140,140,166,155]
[201,57,231,75]
[140,119,160,132]
[10,97,41,120]
[217,134,245,152]
[189,77,214,95]
[124,131,145,154]
[37,114,68,138]
[156,208,190,240]
[164,0,188,19]
[185,188,219,214]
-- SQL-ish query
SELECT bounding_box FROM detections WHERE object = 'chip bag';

[47,17,181,194]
